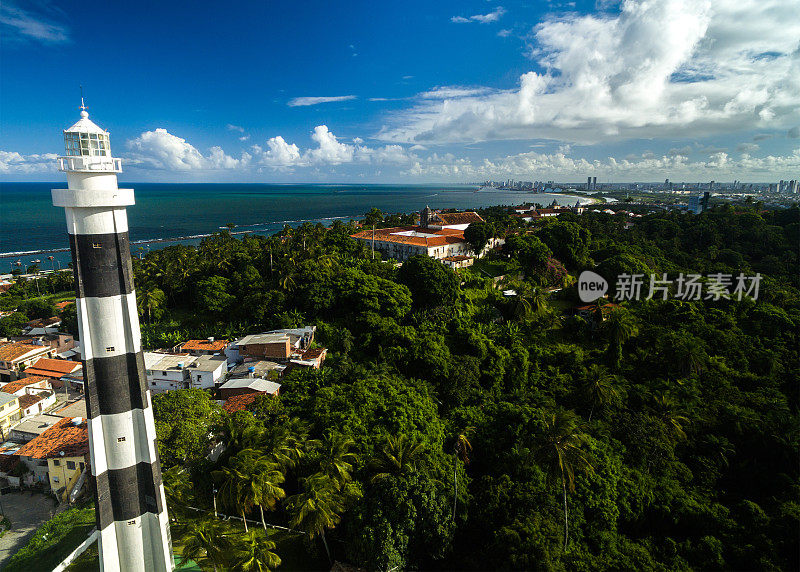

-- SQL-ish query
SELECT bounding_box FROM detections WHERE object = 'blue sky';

[2,0,799,182]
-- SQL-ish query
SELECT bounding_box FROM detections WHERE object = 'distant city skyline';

[1,0,799,183]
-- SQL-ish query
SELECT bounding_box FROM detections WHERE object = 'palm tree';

[534,410,594,552]
[179,516,233,571]
[604,308,639,369]
[234,450,287,531]
[369,433,424,483]
[452,431,473,520]
[162,466,192,518]
[319,433,358,488]
[233,530,282,572]
[212,463,255,532]
[581,365,621,421]
[652,393,690,440]
[137,281,166,324]
[286,474,347,564]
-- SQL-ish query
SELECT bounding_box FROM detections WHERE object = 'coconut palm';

[232,530,282,572]
[162,466,192,518]
[234,450,287,531]
[581,365,621,421]
[452,430,473,520]
[604,308,639,368]
[286,474,347,563]
[369,433,424,483]
[178,515,233,571]
[212,463,255,532]
[652,393,690,440]
[534,410,594,552]
[137,281,166,324]
[319,433,358,488]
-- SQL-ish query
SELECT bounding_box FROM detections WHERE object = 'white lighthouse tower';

[53,101,174,571]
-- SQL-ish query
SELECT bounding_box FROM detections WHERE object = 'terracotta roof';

[443,255,472,262]
[350,226,467,248]
[55,301,75,310]
[433,211,483,226]
[298,347,326,360]
[16,417,89,459]
[1,376,50,395]
[222,393,260,414]
[26,317,60,328]
[0,342,50,362]
[24,358,81,377]
[181,339,229,352]
[18,394,44,409]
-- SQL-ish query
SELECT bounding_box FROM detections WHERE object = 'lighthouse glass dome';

[64,131,110,157]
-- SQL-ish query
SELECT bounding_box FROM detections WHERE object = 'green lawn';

[4,505,95,572]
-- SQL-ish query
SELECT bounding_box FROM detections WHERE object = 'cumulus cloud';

[288,95,357,107]
[0,151,58,173]
[0,2,69,44]
[383,0,800,145]
[452,7,506,24]
[126,128,245,170]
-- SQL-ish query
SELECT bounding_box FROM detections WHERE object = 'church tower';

[53,101,173,571]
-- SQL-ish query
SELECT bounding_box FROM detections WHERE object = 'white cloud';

[0,151,58,173]
[226,124,245,133]
[418,86,496,99]
[384,0,800,145]
[403,146,800,180]
[497,28,512,37]
[126,128,245,170]
[452,7,507,24]
[307,125,355,164]
[0,2,69,44]
[252,136,305,169]
[288,95,357,107]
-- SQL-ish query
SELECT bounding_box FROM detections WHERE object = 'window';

[53,459,60,466]
[64,132,110,157]
[53,476,59,483]
[67,461,75,470]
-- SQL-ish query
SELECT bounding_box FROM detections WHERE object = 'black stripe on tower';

[95,462,165,529]
[69,232,134,299]
[84,352,149,418]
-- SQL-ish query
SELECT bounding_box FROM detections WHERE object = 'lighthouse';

[53,102,173,571]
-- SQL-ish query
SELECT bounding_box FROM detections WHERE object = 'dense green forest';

[8,204,798,570]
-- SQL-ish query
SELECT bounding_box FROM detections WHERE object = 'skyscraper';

[52,102,173,571]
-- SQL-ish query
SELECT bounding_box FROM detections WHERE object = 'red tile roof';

[0,343,50,362]
[222,393,260,414]
[25,358,81,378]
[350,226,467,247]
[18,394,44,409]
[433,211,483,226]
[181,339,229,352]
[1,376,50,395]
[55,301,75,310]
[15,417,89,459]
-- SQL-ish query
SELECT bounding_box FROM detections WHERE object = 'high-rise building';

[587,176,592,190]
[52,102,173,571]
[592,176,597,191]
[790,180,799,194]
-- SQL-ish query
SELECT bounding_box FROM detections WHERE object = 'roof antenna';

[79,85,88,117]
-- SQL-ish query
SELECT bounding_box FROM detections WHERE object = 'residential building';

[15,416,88,489]
[0,393,21,440]
[442,255,474,269]
[218,377,281,399]
[19,392,56,418]
[229,360,286,379]
[12,332,76,354]
[143,352,227,393]
[1,376,52,396]
[0,342,54,382]
[186,355,228,390]
[10,414,62,442]
[178,337,229,356]
[24,357,82,380]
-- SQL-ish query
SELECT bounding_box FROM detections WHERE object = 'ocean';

[0,182,587,269]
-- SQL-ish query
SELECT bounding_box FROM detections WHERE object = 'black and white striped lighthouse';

[53,102,173,571]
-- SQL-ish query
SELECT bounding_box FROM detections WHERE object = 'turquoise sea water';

[0,182,585,268]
